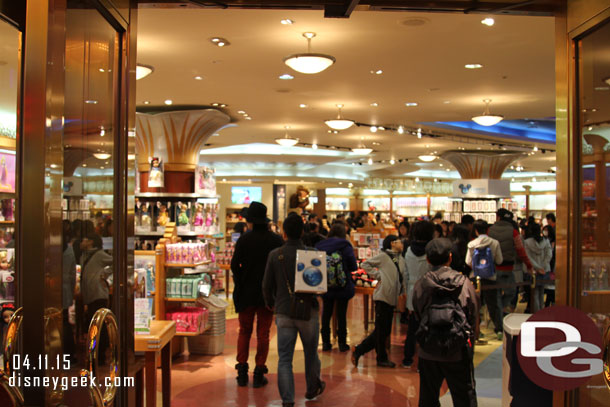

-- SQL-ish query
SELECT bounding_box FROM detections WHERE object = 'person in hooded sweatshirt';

[401,221,435,368]
[523,222,552,312]
[315,222,358,352]
[466,220,504,340]
[352,235,406,368]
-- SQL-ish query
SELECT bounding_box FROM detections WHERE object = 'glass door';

[576,17,610,406]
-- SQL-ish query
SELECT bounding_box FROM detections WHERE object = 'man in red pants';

[231,202,284,387]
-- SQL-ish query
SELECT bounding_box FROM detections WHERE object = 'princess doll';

[193,204,204,227]
[158,204,169,226]
[177,204,189,226]
[141,203,151,227]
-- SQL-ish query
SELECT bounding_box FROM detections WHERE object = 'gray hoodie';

[524,238,552,273]
[405,246,430,311]
[361,250,406,307]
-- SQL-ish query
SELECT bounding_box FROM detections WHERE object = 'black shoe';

[377,360,396,368]
[322,342,332,351]
[305,380,326,400]
[351,347,361,367]
[252,365,268,388]
[401,360,413,368]
[338,343,350,352]
[235,363,248,387]
[282,403,295,407]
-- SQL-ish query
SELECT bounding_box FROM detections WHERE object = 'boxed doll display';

[166,242,208,265]
[166,306,208,334]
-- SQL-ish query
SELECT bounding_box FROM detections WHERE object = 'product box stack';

[216,242,235,266]
[188,295,228,355]
[166,274,211,299]
[166,306,208,334]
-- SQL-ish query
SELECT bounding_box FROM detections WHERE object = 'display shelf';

[0,220,14,224]
[136,192,219,198]
[175,331,203,337]
[136,230,211,237]
[218,264,231,271]
[582,290,610,296]
[165,297,199,302]
[166,260,212,268]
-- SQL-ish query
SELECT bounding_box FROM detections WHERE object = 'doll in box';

[177,204,190,226]
[193,203,204,227]
[158,204,169,226]
[141,202,151,228]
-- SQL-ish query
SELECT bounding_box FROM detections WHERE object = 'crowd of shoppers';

[230,201,555,407]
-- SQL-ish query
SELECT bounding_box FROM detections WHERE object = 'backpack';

[326,251,347,288]
[415,276,470,357]
[472,246,495,279]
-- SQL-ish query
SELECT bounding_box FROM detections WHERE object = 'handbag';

[279,250,312,321]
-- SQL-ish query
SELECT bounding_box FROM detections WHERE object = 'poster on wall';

[195,166,216,197]
[148,157,164,188]
[273,184,286,223]
[0,152,15,193]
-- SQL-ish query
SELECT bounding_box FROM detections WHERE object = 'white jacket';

[524,238,552,272]
[361,250,406,307]
[466,234,503,280]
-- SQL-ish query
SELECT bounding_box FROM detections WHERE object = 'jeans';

[355,301,394,363]
[496,270,516,310]
[403,311,418,364]
[532,285,545,312]
[237,306,274,367]
[480,279,502,333]
[418,347,477,407]
[276,312,322,404]
[321,297,349,345]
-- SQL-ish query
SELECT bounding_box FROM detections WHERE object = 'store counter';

[354,286,375,331]
[135,320,176,407]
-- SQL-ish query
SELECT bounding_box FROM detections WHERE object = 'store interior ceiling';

[134,7,559,186]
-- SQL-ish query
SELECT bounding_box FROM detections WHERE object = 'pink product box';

[166,307,208,333]
[166,242,208,264]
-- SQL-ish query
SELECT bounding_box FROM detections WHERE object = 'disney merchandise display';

[166,242,209,265]
[0,249,15,302]
[166,306,208,333]
[148,157,164,188]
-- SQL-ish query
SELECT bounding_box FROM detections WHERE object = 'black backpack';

[415,276,470,357]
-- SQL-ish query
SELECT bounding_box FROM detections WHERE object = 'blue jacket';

[315,237,358,300]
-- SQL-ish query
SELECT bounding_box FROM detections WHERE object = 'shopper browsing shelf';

[402,221,434,369]
[352,235,406,368]
[412,238,478,407]
[231,201,284,388]
[262,214,325,407]
[315,222,358,352]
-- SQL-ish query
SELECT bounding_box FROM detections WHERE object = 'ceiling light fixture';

[284,32,335,74]
[281,19,294,25]
[93,153,111,160]
[370,102,378,107]
[275,127,299,147]
[405,102,418,107]
[371,69,383,75]
[398,126,404,134]
[368,158,373,165]
[194,76,203,80]
[143,101,150,105]
[417,128,422,138]
[481,18,495,26]
[210,37,230,47]
[299,103,308,108]
[352,137,372,155]
[164,99,173,105]
[279,73,294,80]
[370,126,378,133]
[136,64,154,80]
[390,159,395,165]
[418,155,437,162]
[465,63,483,69]
[312,143,318,150]
[472,99,504,126]
[325,104,355,130]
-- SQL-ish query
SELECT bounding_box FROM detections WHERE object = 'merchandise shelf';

[166,260,212,268]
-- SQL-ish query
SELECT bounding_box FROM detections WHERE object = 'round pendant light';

[275,127,299,147]
[93,153,111,160]
[418,155,437,162]
[472,99,504,126]
[284,32,336,75]
[325,104,355,130]
[352,147,373,155]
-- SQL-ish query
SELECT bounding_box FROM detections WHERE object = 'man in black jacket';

[231,202,284,388]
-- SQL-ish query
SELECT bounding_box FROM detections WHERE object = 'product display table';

[135,320,176,407]
[354,286,375,331]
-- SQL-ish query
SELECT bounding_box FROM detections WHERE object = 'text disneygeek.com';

[8,373,135,391]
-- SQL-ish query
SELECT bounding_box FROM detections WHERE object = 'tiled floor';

[166,294,503,407]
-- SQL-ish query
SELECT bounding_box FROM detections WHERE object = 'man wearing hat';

[231,201,284,388]
[489,208,534,337]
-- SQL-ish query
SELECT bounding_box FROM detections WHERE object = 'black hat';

[383,234,400,250]
[497,208,514,221]
[245,201,270,224]
[425,238,453,267]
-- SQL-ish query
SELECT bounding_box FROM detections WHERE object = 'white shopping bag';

[295,250,327,294]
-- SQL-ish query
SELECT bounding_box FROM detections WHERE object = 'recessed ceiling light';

[279,74,294,80]
[371,142,381,146]
[85,100,98,104]
[194,76,203,80]
[390,159,395,165]
[220,104,227,108]
[370,102,378,107]
[212,133,220,137]
[418,155,437,162]
[245,117,252,120]
[465,63,483,69]
[405,102,418,107]
[82,164,87,167]
[312,143,318,150]
[211,103,219,106]
[237,110,246,114]
[299,104,308,108]
[99,68,105,73]
[368,158,373,165]
[443,101,451,104]
[481,18,495,26]
[370,69,383,75]
[143,101,150,105]
[210,37,230,47]
[370,126,378,133]
[164,99,173,105]
[281,19,294,25]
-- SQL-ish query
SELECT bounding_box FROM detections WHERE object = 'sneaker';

[305,380,326,400]
[401,360,413,369]
[377,360,396,368]
[338,343,350,352]
[322,342,332,351]
[351,347,361,368]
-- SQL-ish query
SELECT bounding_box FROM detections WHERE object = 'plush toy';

[158,204,169,226]
[288,185,310,215]
[193,204,204,227]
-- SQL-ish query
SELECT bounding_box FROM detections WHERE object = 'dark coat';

[315,237,358,300]
[231,224,284,312]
